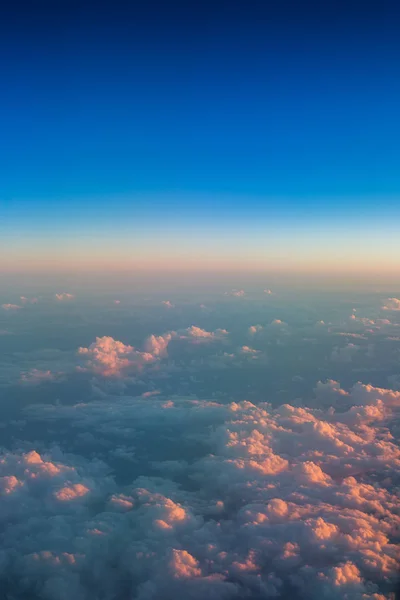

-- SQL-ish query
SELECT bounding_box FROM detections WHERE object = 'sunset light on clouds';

[0,1,399,599]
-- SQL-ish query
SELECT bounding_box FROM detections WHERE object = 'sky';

[1,0,400,280]
[1,5,400,597]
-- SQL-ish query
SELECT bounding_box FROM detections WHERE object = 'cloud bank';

[0,379,397,599]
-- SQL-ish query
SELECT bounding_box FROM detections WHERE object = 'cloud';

[141,390,161,398]
[77,326,230,377]
[240,346,258,354]
[55,293,75,301]
[78,336,156,377]
[162,300,174,308]
[1,304,22,310]
[14,377,400,599]
[19,369,62,386]
[144,333,174,356]
[225,290,246,297]
[178,326,228,341]
[270,319,287,327]
[248,320,289,337]
[382,297,400,311]
[263,289,273,295]
[3,285,400,599]
[248,324,263,335]
[20,296,38,304]
[331,343,360,363]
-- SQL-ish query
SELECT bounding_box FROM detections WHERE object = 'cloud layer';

[0,379,397,599]
[1,291,400,598]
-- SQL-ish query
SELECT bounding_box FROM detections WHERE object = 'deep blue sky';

[1,0,400,275]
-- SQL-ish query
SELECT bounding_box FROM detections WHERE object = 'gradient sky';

[1,0,400,277]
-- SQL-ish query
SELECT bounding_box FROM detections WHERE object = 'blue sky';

[1,0,399,275]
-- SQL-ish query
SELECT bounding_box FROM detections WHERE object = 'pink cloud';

[20,369,61,386]
[162,300,174,308]
[7,377,400,599]
[382,297,400,311]
[78,336,155,376]
[20,296,38,304]
[55,293,75,301]
[1,304,22,310]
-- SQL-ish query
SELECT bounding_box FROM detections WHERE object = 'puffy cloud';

[14,377,400,599]
[264,289,273,295]
[240,346,258,354]
[55,293,74,301]
[248,324,263,335]
[3,287,400,598]
[1,304,22,310]
[248,320,289,338]
[78,336,156,376]
[76,327,228,377]
[381,298,400,311]
[178,326,228,341]
[144,333,174,356]
[271,319,287,327]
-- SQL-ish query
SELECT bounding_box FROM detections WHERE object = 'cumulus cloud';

[248,324,263,335]
[144,333,174,356]
[382,297,400,311]
[14,378,400,599]
[178,326,228,341]
[55,293,75,301]
[78,336,156,377]
[240,345,258,354]
[3,286,400,599]
[271,319,287,327]
[77,327,228,377]
[248,320,289,337]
